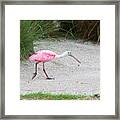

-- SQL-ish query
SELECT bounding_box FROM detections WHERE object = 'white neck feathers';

[55,52,68,59]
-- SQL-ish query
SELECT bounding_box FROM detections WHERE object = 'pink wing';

[29,50,57,62]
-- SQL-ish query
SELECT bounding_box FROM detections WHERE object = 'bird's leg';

[32,62,38,79]
[43,62,54,79]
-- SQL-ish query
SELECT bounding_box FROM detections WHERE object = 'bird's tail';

[29,53,37,62]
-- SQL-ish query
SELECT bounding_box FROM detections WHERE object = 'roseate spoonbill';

[29,50,81,79]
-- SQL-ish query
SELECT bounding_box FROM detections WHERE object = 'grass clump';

[20,20,57,60]
[20,92,100,100]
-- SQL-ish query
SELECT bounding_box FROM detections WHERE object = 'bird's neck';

[56,52,68,59]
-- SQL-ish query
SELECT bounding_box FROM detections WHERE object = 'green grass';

[20,92,100,100]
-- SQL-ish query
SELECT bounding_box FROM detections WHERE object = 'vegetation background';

[20,20,100,60]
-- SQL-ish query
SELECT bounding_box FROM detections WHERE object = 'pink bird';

[29,50,81,79]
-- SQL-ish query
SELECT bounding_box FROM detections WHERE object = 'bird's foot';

[46,77,54,80]
[32,72,37,79]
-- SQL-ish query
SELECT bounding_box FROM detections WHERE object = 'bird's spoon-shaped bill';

[69,54,81,64]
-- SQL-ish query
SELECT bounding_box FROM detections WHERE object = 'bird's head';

[58,51,81,64]
[65,51,72,56]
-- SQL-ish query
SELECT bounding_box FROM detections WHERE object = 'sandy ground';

[20,40,100,95]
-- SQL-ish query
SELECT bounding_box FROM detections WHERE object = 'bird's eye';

[68,52,71,55]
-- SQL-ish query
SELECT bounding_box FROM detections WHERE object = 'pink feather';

[29,50,57,62]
